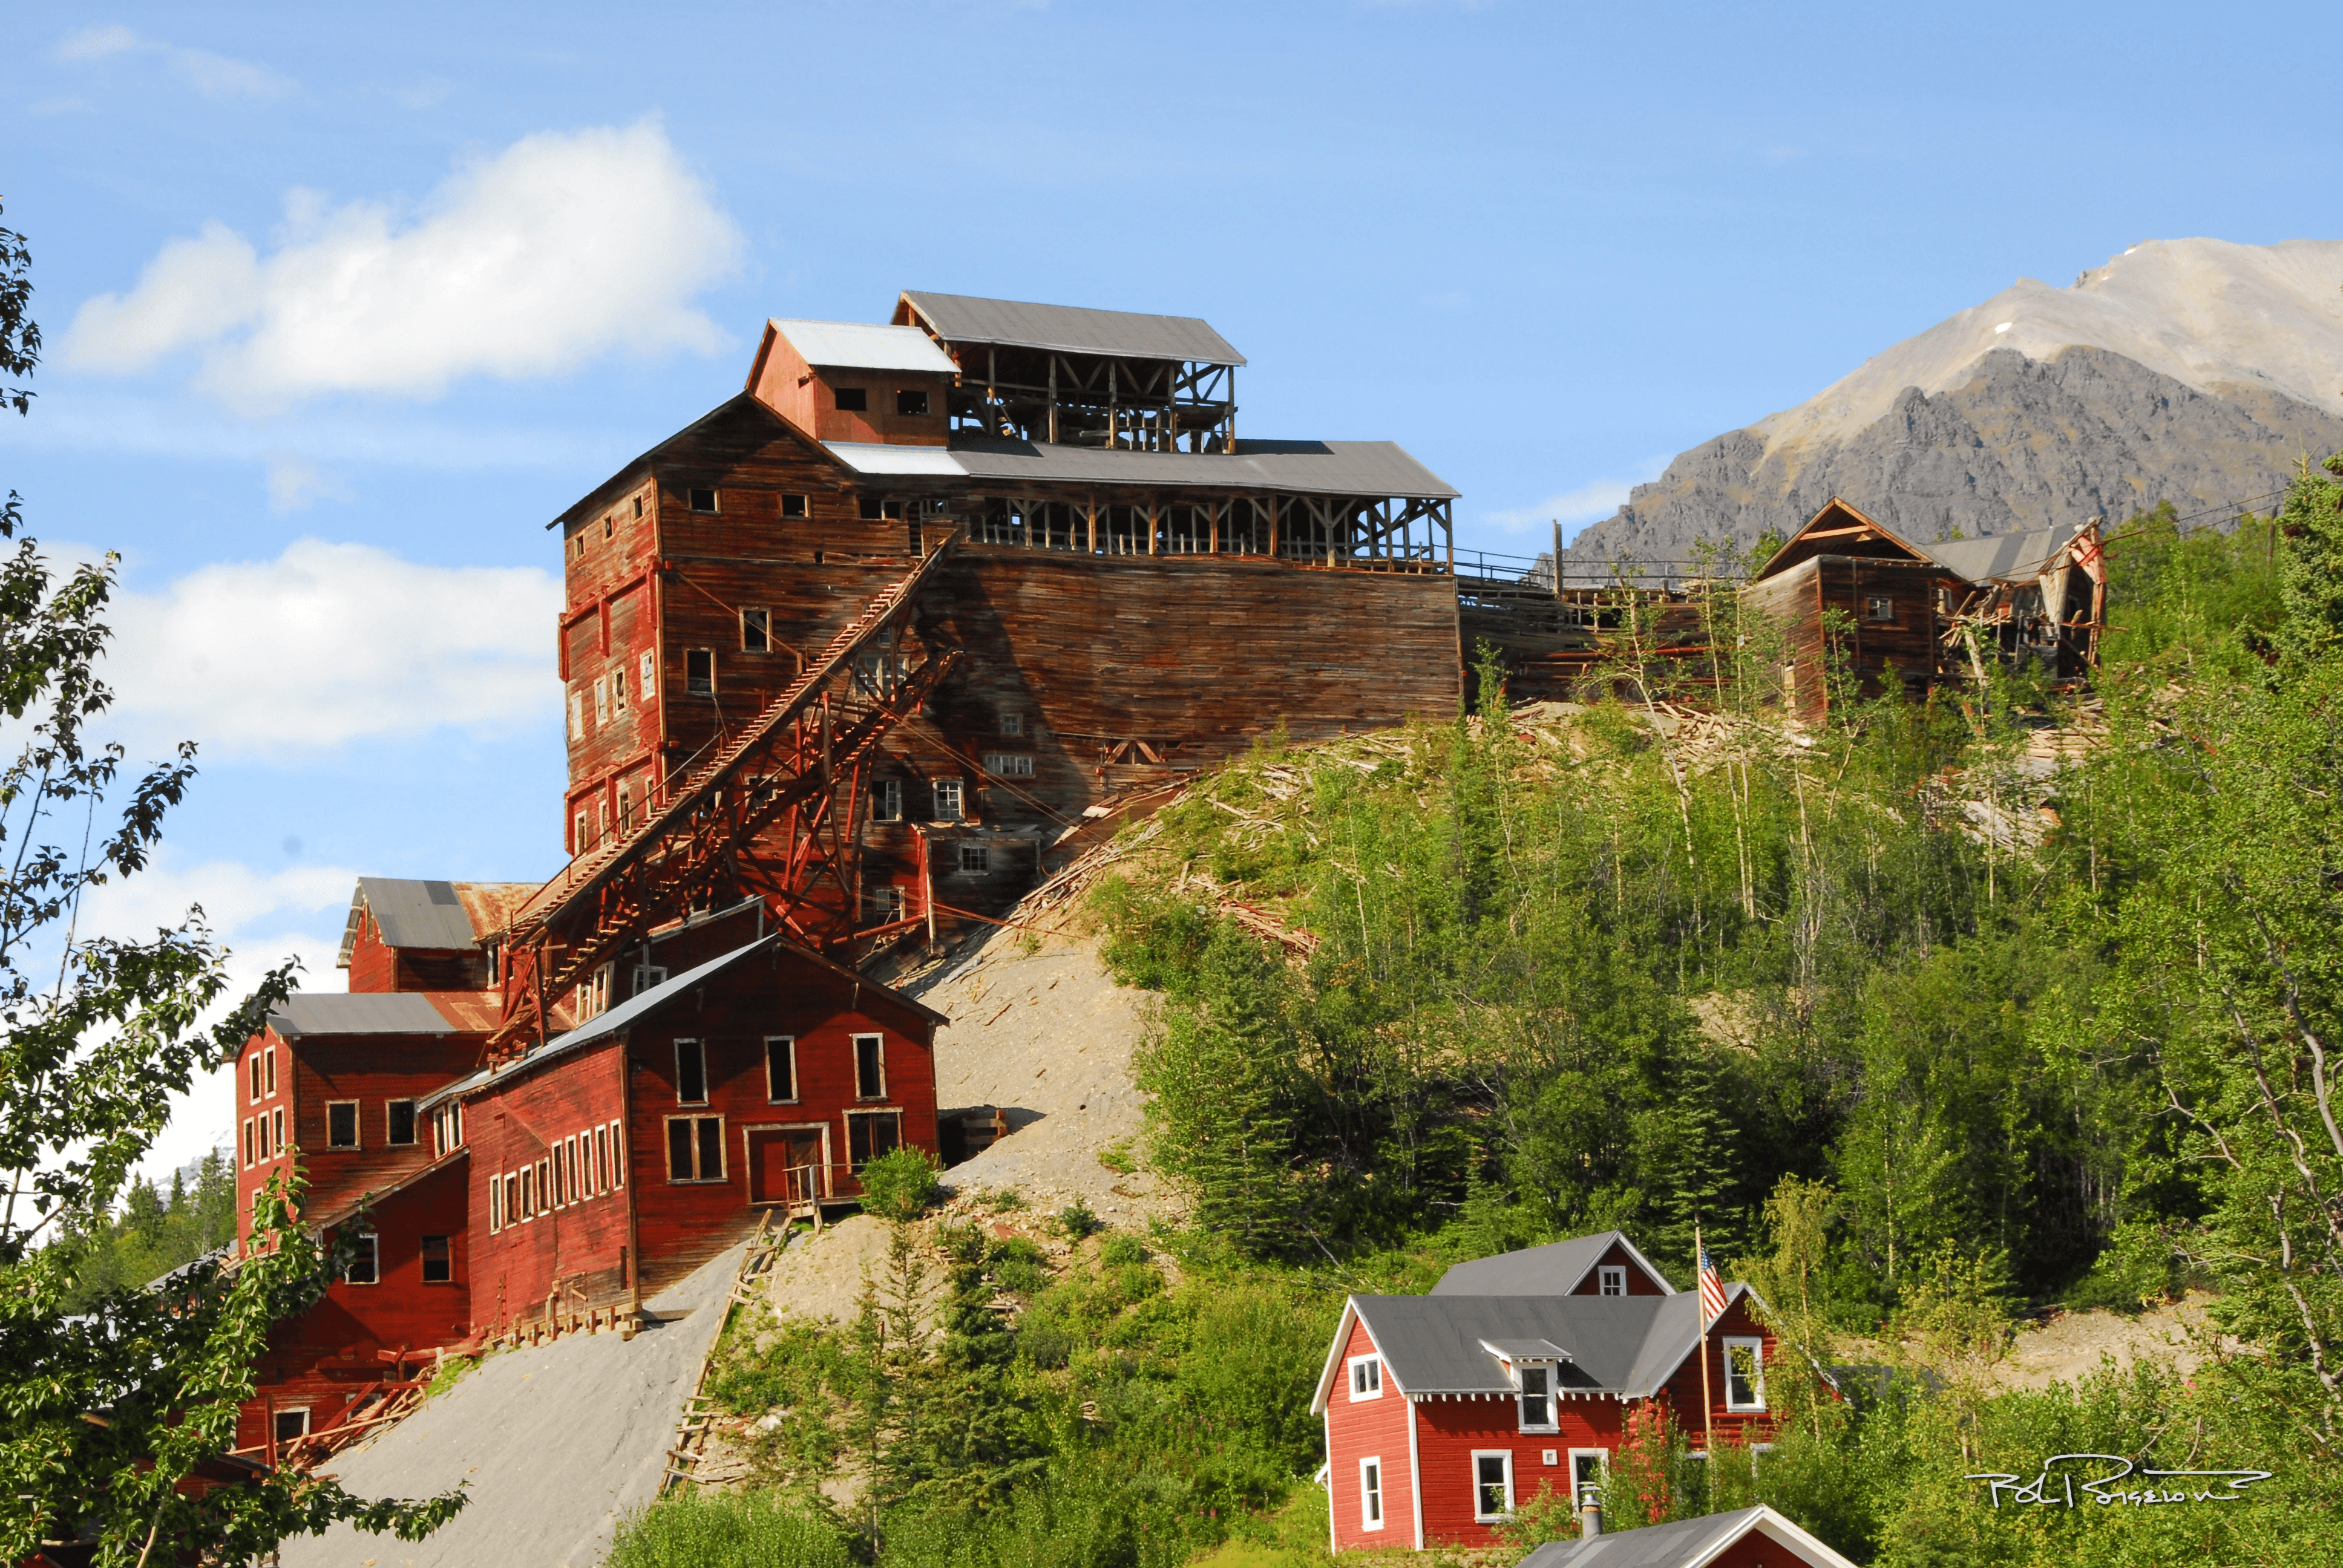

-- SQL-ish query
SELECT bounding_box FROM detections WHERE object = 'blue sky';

[4,0,2336,1175]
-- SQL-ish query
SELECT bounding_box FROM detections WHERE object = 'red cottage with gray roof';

[1311,1232,1777,1552]
[1517,1504,1857,1568]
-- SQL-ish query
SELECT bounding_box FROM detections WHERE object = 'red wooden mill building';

[226,290,1465,1460]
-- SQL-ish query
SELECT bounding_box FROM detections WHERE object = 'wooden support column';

[1267,494,1279,560]
[1146,498,1158,556]
[1553,520,1564,599]
[1107,362,1118,451]
[1086,496,1098,555]
[1047,358,1058,445]
[1209,498,1221,555]
[1225,365,1237,453]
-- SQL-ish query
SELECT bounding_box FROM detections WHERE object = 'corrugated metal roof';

[1351,1295,1666,1395]
[1518,1508,1770,1568]
[823,441,968,477]
[270,991,460,1038]
[900,291,1246,366]
[946,435,1458,500]
[355,878,482,950]
[1922,522,2082,583]
[771,319,960,374]
[1432,1230,1676,1296]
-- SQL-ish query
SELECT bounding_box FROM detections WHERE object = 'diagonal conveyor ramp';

[278,1241,745,1568]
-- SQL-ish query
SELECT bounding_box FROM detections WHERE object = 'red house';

[418,903,946,1337]
[1517,1505,1857,1568]
[1310,1232,1777,1553]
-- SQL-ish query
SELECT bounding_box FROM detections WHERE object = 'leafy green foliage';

[608,1489,852,1568]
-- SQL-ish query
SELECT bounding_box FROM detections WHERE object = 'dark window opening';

[781,493,808,518]
[602,515,614,540]
[327,1102,358,1149]
[667,1117,693,1178]
[854,1034,885,1100]
[387,1099,417,1146]
[882,499,903,520]
[274,1408,310,1443]
[848,1109,902,1166]
[871,779,903,822]
[742,608,770,652]
[859,496,884,520]
[834,387,868,411]
[342,1232,378,1285]
[697,1117,723,1180]
[686,649,715,695]
[896,388,929,416]
[632,495,644,518]
[958,842,991,874]
[675,1039,707,1105]
[767,1038,796,1102]
[1865,594,1893,621]
[421,1235,451,1283]
[688,488,719,514]
[1518,1365,1552,1429]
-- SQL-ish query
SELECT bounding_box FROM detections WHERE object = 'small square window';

[1865,593,1893,621]
[882,499,903,520]
[631,964,668,998]
[326,1102,359,1150]
[957,842,990,874]
[686,649,715,695]
[689,488,719,513]
[275,1408,310,1443]
[387,1099,417,1146]
[858,495,885,521]
[834,387,868,411]
[932,779,965,821]
[781,493,808,518]
[999,711,1024,736]
[871,779,903,823]
[1598,1264,1627,1296]
[896,388,930,416]
[742,609,770,653]
[421,1235,452,1283]
[342,1232,378,1285]
[854,1034,886,1100]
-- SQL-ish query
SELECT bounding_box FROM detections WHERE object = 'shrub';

[859,1147,942,1221]
[606,1491,850,1568]
[1055,1198,1102,1238]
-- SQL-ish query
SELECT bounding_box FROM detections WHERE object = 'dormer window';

[1517,1364,1556,1432]
[1598,1265,1627,1296]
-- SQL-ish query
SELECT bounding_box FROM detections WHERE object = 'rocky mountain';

[1561,237,2343,571]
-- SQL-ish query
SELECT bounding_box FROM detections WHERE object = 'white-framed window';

[1568,1449,1607,1508]
[998,711,1023,736]
[1598,1264,1627,1296]
[1723,1336,1766,1411]
[273,1407,310,1444]
[871,779,903,823]
[342,1231,379,1285]
[241,1118,255,1169]
[667,1114,726,1182]
[982,753,1034,778]
[612,668,628,714]
[594,676,609,726]
[1472,1451,1514,1521]
[387,1099,417,1146]
[1517,1364,1557,1432]
[675,1038,708,1105]
[767,1036,798,1103]
[631,964,668,999]
[638,649,657,701]
[569,687,585,739]
[957,842,990,874]
[932,779,965,821]
[609,1119,626,1187]
[853,1034,886,1100]
[741,608,770,653]
[264,1047,277,1097]
[489,1170,503,1232]
[248,1052,263,1103]
[270,1105,285,1152]
[1348,1353,1383,1401]
[573,811,589,854]
[1360,1455,1386,1530]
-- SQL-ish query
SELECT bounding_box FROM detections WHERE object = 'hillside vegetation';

[612,460,2343,1567]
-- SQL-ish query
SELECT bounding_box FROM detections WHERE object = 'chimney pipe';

[1580,1494,1603,1538]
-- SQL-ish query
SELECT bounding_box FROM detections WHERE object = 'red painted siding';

[466,1035,632,1333]
[1654,1295,1777,1452]
[1704,1529,1829,1568]
[1325,1315,1415,1551]
[1568,1240,1670,1295]
[1412,1391,1624,1549]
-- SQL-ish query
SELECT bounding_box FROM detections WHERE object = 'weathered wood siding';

[465,1034,631,1333]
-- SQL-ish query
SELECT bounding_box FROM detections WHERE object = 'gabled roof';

[1518,1504,1859,1568]
[269,991,465,1039]
[1433,1230,1676,1296]
[342,877,534,956]
[767,318,959,374]
[546,394,842,532]
[1751,497,2097,589]
[898,290,1246,366]
[1923,521,2085,584]
[304,1145,470,1234]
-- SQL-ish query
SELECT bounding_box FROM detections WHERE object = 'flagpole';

[1695,1220,1715,1478]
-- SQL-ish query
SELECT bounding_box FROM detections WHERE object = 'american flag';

[1697,1241,1728,1326]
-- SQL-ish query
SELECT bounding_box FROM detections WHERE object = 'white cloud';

[263,453,349,512]
[1484,458,1670,532]
[56,24,294,103]
[64,121,744,407]
[101,538,559,756]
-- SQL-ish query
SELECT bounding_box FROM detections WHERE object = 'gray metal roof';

[946,435,1458,500]
[1352,1295,1662,1395]
[900,291,1245,365]
[1483,1337,1571,1361]
[356,877,481,951]
[1433,1231,1675,1296]
[1519,1508,1777,1568]
[418,935,779,1110]
[770,318,959,374]
[269,991,461,1038]
[1921,522,2082,584]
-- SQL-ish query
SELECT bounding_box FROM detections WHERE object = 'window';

[617,780,634,832]
[569,1137,583,1202]
[1723,1337,1766,1411]
[264,1048,277,1096]
[1598,1265,1627,1296]
[1348,1354,1383,1400]
[490,1172,503,1232]
[271,1106,284,1153]
[242,1119,255,1168]
[686,649,715,695]
[871,779,903,822]
[639,649,657,701]
[613,669,628,713]
[689,487,719,513]
[387,1099,417,1146]
[932,779,965,820]
[667,1114,726,1181]
[957,843,990,874]
[1360,1457,1385,1530]
[422,1235,452,1283]
[632,964,669,998]
[602,514,614,541]
[1473,1452,1514,1521]
[896,388,930,416]
[573,811,589,854]
[847,1109,902,1166]
[569,688,585,739]
[326,1100,359,1149]
[781,493,807,518]
[858,495,885,521]
[834,387,868,412]
[274,1408,310,1444]
[868,884,905,925]
[259,1112,272,1161]
[1865,593,1893,621]
[573,532,586,560]
[552,1142,566,1207]
[249,1053,262,1103]
[537,1157,551,1212]
[342,1232,378,1285]
[999,711,1024,736]
[767,1037,798,1102]
[1935,586,1953,614]
[633,494,644,518]
[519,1165,536,1220]
[1570,1450,1607,1508]
[595,1125,611,1192]
[854,1034,885,1100]
[675,1039,708,1104]
[610,1120,626,1187]
[741,608,770,653]
[1518,1364,1556,1431]
[502,1171,519,1224]
[982,753,1034,778]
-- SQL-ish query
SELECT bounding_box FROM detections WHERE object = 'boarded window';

[741,608,770,652]
[326,1102,359,1149]
[871,779,903,822]
[387,1099,417,1146]
[675,1039,707,1104]
[342,1232,378,1285]
[667,1115,724,1181]
[932,779,964,821]
[957,843,990,874]
[896,388,929,416]
[422,1235,452,1283]
[686,650,715,695]
[834,387,868,411]
[854,1034,885,1100]
[781,493,807,517]
[767,1037,797,1102]
[689,487,719,513]
[847,1109,902,1166]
